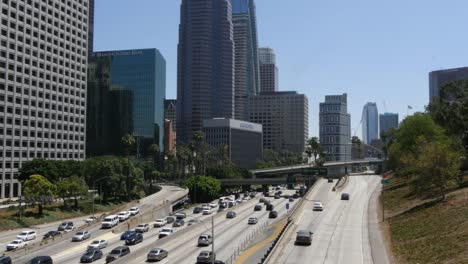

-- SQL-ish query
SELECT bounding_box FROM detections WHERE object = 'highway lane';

[269,176,381,264]
[8,185,187,263]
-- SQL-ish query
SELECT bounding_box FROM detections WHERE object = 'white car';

[154,219,167,228]
[72,231,91,241]
[209,203,217,208]
[202,208,212,215]
[16,230,37,241]
[248,217,258,224]
[158,228,175,238]
[135,223,150,233]
[313,201,324,211]
[6,239,28,251]
[129,207,140,216]
[88,240,108,250]
[85,216,97,223]
[117,211,131,221]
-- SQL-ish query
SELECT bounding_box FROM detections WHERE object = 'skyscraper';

[231,0,260,121]
[362,102,379,144]
[379,113,399,136]
[177,0,235,144]
[319,94,351,162]
[88,0,95,56]
[258,47,278,92]
[164,99,177,133]
[0,0,90,198]
[429,66,468,102]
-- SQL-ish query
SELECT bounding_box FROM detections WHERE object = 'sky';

[93,0,468,137]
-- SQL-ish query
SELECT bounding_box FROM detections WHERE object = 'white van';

[101,215,119,229]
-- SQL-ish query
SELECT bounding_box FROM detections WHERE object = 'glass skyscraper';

[87,49,166,157]
[177,0,235,144]
[362,102,379,144]
[258,47,279,92]
[379,113,399,137]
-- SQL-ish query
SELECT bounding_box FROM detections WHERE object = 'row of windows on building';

[0,80,85,101]
[320,104,346,113]
[0,107,85,124]
[0,151,84,167]
[0,183,20,197]
[320,115,348,123]
[320,135,349,144]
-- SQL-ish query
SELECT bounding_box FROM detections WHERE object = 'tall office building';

[429,66,468,102]
[258,47,278,92]
[177,0,235,144]
[250,91,308,154]
[0,0,90,198]
[231,0,260,121]
[88,0,94,56]
[319,94,351,162]
[87,49,166,157]
[379,113,399,136]
[362,102,379,144]
[164,99,176,133]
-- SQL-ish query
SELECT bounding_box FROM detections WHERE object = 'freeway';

[6,185,187,263]
[267,175,384,264]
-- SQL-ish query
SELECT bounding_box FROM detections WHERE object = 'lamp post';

[92,176,112,218]
[188,215,215,263]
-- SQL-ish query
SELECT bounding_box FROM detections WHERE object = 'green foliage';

[22,174,56,215]
[121,134,136,155]
[256,149,305,169]
[56,175,88,208]
[18,159,60,182]
[305,137,323,166]
[181,176,221,203]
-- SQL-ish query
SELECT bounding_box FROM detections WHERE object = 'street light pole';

[92,176,112,218]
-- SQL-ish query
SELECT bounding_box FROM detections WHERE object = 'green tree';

[148,144,160,169]
[181,176,221,203]
[22,174,56,215]
[305,137,323,165]
[121,134,136,199]
[56,176,88,208]
[18,159,60,182]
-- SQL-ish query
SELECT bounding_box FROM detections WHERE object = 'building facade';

[177,0,235,144]
[0,0,90,198]
[319,94,351,162]
[164,119,175,155]
[88,0,94,56]
[164,99,176,133]
[429,66,468,102]
[362,102,379,144]
[87,49,166,158]
[203,118,262,169]
[231,0,260,121]
[379,112,399,137]
[249,91,308,154]
[258,47,278,93]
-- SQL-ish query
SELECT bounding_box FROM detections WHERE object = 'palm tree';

[148,144,160,170]
[306,137,323,166]
[121,134,136,199]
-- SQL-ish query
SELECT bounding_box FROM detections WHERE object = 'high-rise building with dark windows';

[362,102,379,144]
[177,0,235,144]
[429,66,468,102]
[87,49,166,158]
[231,0,260,121]
[88,0,95,56]
[0,0,90,198]
[379,113,399,137]
[258,47,278,92]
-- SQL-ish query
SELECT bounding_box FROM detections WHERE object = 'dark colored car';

[193,207,203,214]
[295,230,313,246]
[259,198,266,203]
[175,212,186,219]
[125,232,143,245]
[196,251,215,264]
[254,204,262,211]
[166,216,175,224]
[80,249,103,263]
[147,248,168,262]
[263,192,270,197]
[269,211,278,218]
[58,221,74,231]
[266,203,274,211]
[289,197,295,202]
[274,194,280,199]
[292,193,299,199]
[249,192,256,198]
[172,219,185,227]
[106,246,130,263]
[120,230,136,240]
[341,193,350,200]
[26,256,53,264]
[328,178,333,183]
[226,211,237,218]
[43,230,61,240]
[0,256,12,264]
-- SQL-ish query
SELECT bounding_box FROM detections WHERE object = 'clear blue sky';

[94,0,468,138]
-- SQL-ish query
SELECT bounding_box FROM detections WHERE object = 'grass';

[0,199,124,231]
[384,175,468,264]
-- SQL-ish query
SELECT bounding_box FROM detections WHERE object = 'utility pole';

[211,215,215,264]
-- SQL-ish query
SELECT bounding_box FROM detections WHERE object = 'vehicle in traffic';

[101,215,119,229]
[42,230,61,240]
[58,221,74,231]
[197,251,216,263]
[254,204,262,211]
[105,246,130,263]
[266,203,274,211]
[269,211,278,218]
[88,240,108,250]
[80,249,103,263]
[17,230,37,241]
[259,198,266,203]
[250,192,256,198]
[313,201,324,211]
[26,256,53,264]
[248,217,258,224]
[209,203,217,208]
[175,212,187,219]
[292,193,299,199]
[197,234,213,246]
[227,201,236,208]
[226,211,237,218]
[6,239,28,251]
[158,228,175,238]
[63,225,76,233]
[202,208,213,215]
[193,207,203,214]
[117,211,131,222]
[135,223,150,233]
[146,248,168,262]
[295,230,313,245]
[172,219,185,227]
[0,256,11,264]
[289,197,295,202]
[125,232,143,245]
[274,194,280,199]
[72,231,91,242]
[219,202,227,210]
[328,178,333,183]
[188,219,199,226]
[154,218,167,227]
[166,216,175,224]
[120,230,136,240]
[341,193,350,200]
[128,207,140,215]
[85,216,97,224]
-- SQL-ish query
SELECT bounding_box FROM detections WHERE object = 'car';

[58,221,74,231]
[158,228,175,238]
[254,204,262,211]
[313,201,324,211]
[101,215,119,229]
[166,216,175,224]
[135,223,150,233]
[266,203,274,211]
[147,248,168,262]
[117,211,131,222]
[341,193,350,200]
[72,231,91,242]
[274,194,280,199]
[328,178,333,183]
[219,202,227,209]
[120,230,136,240]
[88,240,108,250]
[128,207,140,216]
[292,193,299,199]
[175,212,187,219]
[85,216,97,224]
[250,192,256,198]
[248,217,258,224]
[226,211,237,218]
[197,234,213,246]
[6,239,28,251]
[42,230,61,240]
[259,198,266,203]
[105,246,130,263]
[269,211,278,219]
[188,219,199,226]
[289,197,295,202]
[227,201,236,208]
[80,249,103,263]
[0,256,11,264]
[295,230,313,245]
[202,208,212,215]
[244,191,250,197]
[154,218,167,227]
[17,230,37,241]
[172,219,185,227]
[26,256,53,264]
[209,203,217,208]
[197,251,216,264]
[262,199,271,205]
[193,207,203,214]
[125,232,143,245]
[63,225,76,233]
[236,199,243,204]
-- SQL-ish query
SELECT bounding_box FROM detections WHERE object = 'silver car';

[72,231,91,241]
[147,248,168,262]
[88,240,108,250]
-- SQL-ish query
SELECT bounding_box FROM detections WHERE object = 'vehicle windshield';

[110,249,121,255]
[84,251,95,256]
[11,240,21,244]
[150,249,160,254]
[19,232,28,235]
[91,240,99,244]
[76,232,84,235]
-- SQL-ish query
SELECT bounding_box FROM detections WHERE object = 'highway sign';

[302,167,328,176]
